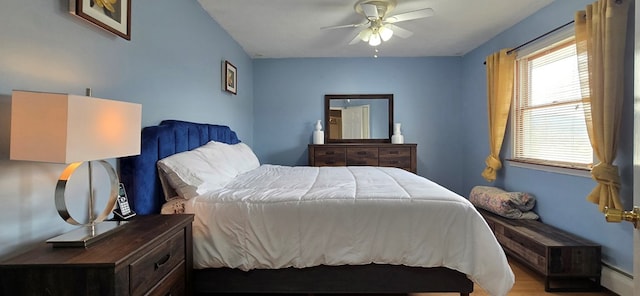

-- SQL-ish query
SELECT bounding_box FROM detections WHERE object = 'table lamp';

[10,90,142,247]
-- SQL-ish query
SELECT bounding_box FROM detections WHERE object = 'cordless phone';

[113,183,136,220]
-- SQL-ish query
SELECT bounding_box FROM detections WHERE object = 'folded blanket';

[469,186,538,220]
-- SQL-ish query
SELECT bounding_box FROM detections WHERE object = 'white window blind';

[513,38,593,168]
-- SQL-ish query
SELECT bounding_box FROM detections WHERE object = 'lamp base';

[46,221,128,248]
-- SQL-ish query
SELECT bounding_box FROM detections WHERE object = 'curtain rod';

[506,20,575,54]
[483,20,575,64]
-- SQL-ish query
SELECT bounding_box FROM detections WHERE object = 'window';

[512,36,592,169]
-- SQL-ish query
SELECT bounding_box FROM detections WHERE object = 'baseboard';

[601,264,633,296]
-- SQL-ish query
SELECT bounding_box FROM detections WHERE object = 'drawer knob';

[154,253,171,270]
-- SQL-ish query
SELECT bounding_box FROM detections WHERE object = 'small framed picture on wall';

[224,60,237,95]
[70,0,131,40]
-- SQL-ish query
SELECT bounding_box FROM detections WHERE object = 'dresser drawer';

[314,147,346,166]
[130,230,185,295]
[379,147,411,169]
[309,144,416,173]
[346,147,378,166]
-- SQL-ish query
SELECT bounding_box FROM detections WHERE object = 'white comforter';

[185,165,514,296]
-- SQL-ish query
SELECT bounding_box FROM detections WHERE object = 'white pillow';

[158,167,178,201]
[206,141,260,175]
[157,141,260,199]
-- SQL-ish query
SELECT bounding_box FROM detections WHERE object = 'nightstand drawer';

[146,261,186,296]
[130,230,185,295]
[346,147,378,166]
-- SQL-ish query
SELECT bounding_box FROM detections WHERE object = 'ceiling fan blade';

[321,21,368,30]
[348,33,363,45]
[386,24,413,38]
[385,8,434,23]
[361,3,379,20]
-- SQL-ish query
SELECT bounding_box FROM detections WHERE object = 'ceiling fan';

[322,0,434,46]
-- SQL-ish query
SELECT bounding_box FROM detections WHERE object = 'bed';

[119,119,514,296]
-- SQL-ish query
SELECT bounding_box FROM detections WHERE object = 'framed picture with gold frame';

[70,0,131,40]
[224,60,237,95]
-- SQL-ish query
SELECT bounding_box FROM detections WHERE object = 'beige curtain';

[575,0,630,212]
[481,49,515,182]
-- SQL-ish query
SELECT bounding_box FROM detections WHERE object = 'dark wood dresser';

[479,209,601,292]
[308,143,417,173]
[0,214,194,296]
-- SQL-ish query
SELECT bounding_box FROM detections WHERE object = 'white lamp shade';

[10,90,142,163]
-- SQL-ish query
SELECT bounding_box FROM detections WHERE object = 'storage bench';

[478,209,602,292]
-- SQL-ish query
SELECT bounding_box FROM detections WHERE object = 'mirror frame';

[324,94,394,143]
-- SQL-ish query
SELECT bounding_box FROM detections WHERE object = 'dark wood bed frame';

[194,265,472,295]
[119,120,474,295]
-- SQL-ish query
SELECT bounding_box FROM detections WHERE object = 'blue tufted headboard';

[118,120,240,215]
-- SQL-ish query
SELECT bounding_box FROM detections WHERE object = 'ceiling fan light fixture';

[359,27,373,42]
[326,0,433,48]
[379,25,393,41]
[368,33,381,46]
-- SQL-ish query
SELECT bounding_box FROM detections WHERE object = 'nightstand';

[0,214,194,295]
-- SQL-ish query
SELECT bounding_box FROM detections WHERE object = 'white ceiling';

[197,0,555,59]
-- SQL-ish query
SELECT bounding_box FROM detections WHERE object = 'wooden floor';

[414,257,618,296]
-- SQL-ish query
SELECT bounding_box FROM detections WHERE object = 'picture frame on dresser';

[70,0,131,40]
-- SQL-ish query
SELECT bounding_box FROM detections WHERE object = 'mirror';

[324,94,393,143]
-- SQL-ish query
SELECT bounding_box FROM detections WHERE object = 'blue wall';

[253,57,465,191]
[0,0,253,258]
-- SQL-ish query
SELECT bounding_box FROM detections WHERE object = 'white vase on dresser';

[313,120,324,144]
[391,123,404,144]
